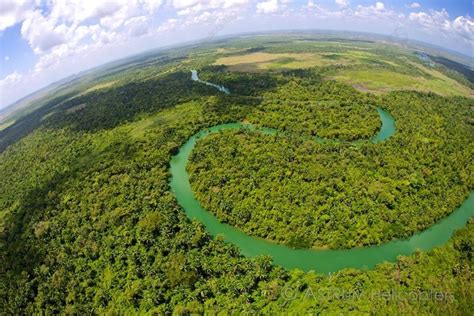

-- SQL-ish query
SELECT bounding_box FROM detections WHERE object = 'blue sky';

[1,24,35,77]
[0,0,472,109]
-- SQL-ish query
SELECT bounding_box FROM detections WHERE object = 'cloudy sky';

[0,0,473,109]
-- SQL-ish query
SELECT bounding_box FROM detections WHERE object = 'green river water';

[168,71,474,273]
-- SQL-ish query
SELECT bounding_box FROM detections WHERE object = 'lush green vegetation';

[211,36,473,97]
[246,71,381,141]
[426,53,474,84]
[188,76,473,248]
[1,99,473,313]
[1,34,473,313]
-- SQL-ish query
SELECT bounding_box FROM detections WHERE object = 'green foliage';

[188,88,473,248]
[0,34,473,313]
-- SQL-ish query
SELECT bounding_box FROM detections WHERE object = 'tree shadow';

[0,168,72,310]
[0,138,139,311]
[0,64,326,156]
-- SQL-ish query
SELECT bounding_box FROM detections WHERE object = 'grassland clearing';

[215,52,338,71]
[82,81,117,94]
[332,69,473,97]
[0,120,15,131]
[214,49,405,72]
[65,103,87,114]
[126,101,202,139]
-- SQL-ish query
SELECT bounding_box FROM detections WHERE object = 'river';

[168,70,474,273]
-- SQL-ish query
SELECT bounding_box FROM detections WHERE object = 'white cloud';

[174,0,250,15]
[157,18,179,32]
[176,4,206,16]
[375,2,384,11]
[0,0,34,32]
[409,9,474,43]
[17,1,165,73]
[1,0,474,109]
[161,0,251,37]
[409,9,451,33]
[49,0,124,24]
[125,16,151,37]
[256,0,279,14]
[0,71,22,89]
[99,4,142,30]
[451,16,474,42]
[353,2,391,19]
[4,56,10,61]
[222,0,251,8]
[17,0,251,76]
[21,10,68,54]
[172,0,201,10]
[335,0,349,9]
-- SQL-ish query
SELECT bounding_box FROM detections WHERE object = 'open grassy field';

[209,38,473,98]
[214,50,403,72]
[0,120,15,131]
[125,101,203,139]
[214,52,329,71]
[65,103,87,114]
[81,81,117,94]
[214,47,473,97]
[332,68,473,97]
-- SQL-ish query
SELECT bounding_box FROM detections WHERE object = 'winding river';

[191,70,230,94]
[168,70,474,273]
